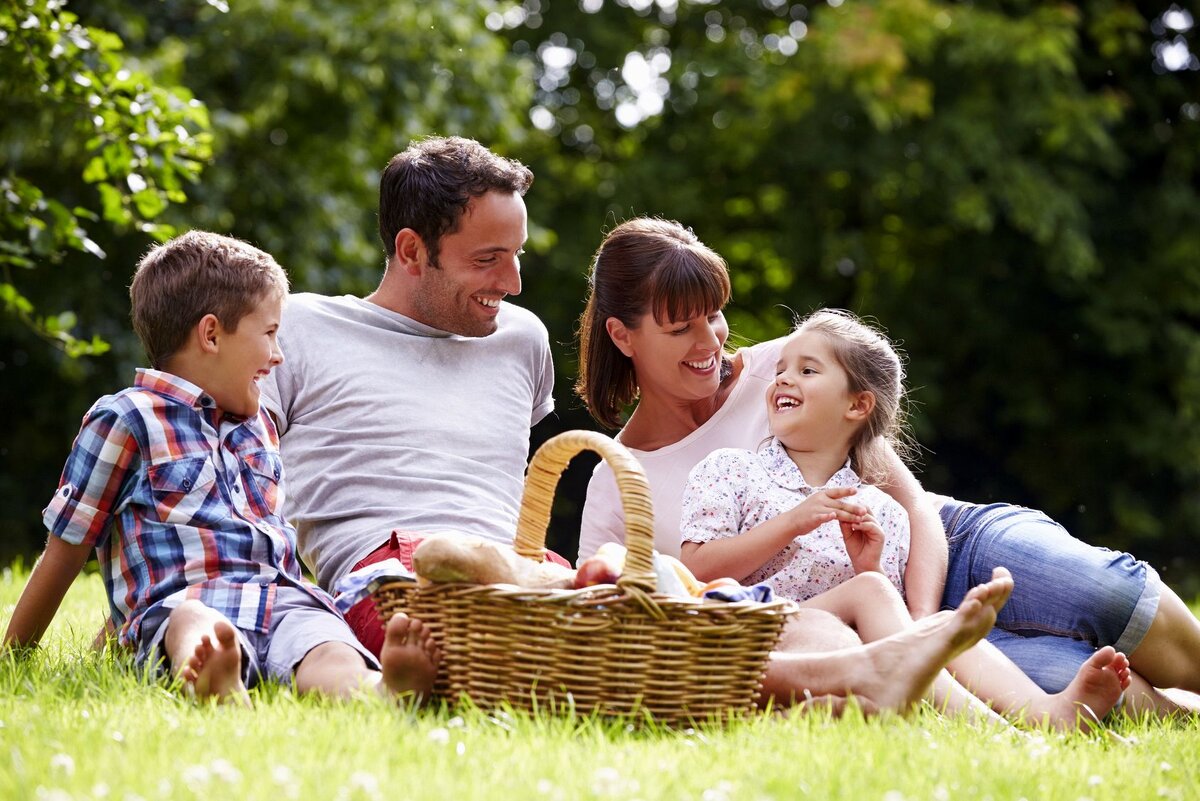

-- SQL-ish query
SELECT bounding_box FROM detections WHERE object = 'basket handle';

[514,430,656,593]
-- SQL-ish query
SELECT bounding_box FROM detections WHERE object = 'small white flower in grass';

[156,779,172,797]
[883,791,906,801]
[592,767,623,796]
[933,785,950,801]
[1160,762,1173,772]
[182,765,210,786]
[110,731,124,743]
[447,716,466,728]
[536,779,556,795]
[49,754,75,777]
[34,788,71,801]
[427,727,450,745]
[702,781,734,801]
[1088,776,1103,787]
[210,759,241,784]
[455,741,466,756]
[350,771,380,799]
[93,783,110,798]
[272,765,295,785]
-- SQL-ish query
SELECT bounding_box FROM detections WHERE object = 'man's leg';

[764,570,1008,714]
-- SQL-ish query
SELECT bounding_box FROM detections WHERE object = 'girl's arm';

[682,487,867,582]
[4,536,93,649]
[878,444,947,618]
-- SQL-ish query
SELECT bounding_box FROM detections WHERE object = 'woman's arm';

[4,536,93,649]
[879,445,946,618]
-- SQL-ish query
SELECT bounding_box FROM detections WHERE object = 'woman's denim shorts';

[939,500,1161,693]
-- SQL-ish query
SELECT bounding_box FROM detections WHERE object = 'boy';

[3,231,437,703]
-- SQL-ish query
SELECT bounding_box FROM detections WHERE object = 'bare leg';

[165,600,248,704]
[1117,671,1200,717]
[294,613,438,701]
[762,587,999,714]
[1127,586,1200,692]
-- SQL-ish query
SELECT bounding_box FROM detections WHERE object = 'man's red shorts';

[343,531,572,657]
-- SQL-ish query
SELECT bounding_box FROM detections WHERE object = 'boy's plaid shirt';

[43,369,336,647]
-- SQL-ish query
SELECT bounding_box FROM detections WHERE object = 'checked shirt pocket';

[240,449,283,516]
[147,456,218,525]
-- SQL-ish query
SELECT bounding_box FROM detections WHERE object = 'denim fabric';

[939,501,1161,693]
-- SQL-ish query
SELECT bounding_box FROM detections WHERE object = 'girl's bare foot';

[969,567,1014,616]
[180,620,248,703]
[1030,646,1130,731]
[380,613,439,701]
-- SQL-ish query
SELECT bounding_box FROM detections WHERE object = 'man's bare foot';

[765,591,1000,715]
[180,620,248,703]
[1028,646,1130,731]
[966,567,1014,616]
[380,613,439,701]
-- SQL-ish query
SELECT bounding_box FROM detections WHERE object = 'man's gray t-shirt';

[260,293,555,590]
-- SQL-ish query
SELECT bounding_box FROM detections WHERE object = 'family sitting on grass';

[5,137,1200,728]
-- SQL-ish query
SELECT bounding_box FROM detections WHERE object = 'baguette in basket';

[412,533,576,589]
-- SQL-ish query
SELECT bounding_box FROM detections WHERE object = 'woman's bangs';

[648,250,731,324]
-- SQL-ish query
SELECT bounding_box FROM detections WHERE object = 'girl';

[577,216,1200,716]
[679,309,1130,729]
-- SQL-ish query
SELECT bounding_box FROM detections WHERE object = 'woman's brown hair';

[576,218,731,429]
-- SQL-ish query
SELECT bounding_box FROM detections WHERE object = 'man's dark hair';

[378,136,533,266]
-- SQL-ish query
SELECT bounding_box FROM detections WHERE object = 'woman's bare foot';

[180,620,248,703]
[1027,646,1130,731]
[380,613,439,701]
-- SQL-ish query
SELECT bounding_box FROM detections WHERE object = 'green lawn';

[2,567,1198,801]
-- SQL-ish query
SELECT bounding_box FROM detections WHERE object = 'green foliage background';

[3,0,1199,580]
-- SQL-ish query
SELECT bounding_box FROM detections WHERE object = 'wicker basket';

[372,430,796,723]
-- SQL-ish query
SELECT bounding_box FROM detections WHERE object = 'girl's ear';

[846,390,875,421]
[197,313,221,355]
[605,317,635,358]
[393,228,429,276]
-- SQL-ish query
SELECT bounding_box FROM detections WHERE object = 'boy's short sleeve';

[42,405,140,547]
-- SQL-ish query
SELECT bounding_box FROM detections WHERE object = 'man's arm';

[4,536,93,650]
[879,445,947,618]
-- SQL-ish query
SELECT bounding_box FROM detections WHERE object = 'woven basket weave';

[372,430,795,722]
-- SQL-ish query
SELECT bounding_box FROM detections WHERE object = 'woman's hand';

[786,487,869,536]
[840,513,885,575]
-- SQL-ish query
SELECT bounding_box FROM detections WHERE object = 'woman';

[576,216,1200,714]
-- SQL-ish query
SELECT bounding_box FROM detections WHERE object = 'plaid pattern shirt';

[43,369,335,648]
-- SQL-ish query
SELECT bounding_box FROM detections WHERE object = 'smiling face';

[207,291,284,418]
[617,308,730,404]
[768,329,867,455]
[409,189,527,337]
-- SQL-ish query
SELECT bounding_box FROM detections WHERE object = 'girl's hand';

[788,487,869,537]
[840,513,885,575]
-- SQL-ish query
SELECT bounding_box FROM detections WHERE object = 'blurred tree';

[0,0,535,559]
[508,0,1200,576]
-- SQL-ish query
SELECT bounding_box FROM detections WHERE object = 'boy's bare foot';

[380,613,439,700]
[180,619,248,703]
[1031,646,1130,731]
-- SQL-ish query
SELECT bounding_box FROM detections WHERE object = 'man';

[260,136,557,655]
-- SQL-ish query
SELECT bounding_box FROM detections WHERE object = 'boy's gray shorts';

[140,585,380,687]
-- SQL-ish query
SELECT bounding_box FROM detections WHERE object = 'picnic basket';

[372,430,796,723]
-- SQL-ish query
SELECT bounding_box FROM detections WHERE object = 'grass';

[2,567,1198,801]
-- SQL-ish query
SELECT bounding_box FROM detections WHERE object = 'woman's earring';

[719,357,733,382]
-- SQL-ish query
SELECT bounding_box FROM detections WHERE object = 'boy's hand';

[841,513,885,575]
[787,487,869,537]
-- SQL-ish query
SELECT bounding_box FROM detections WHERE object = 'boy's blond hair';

[130,231,289,368]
